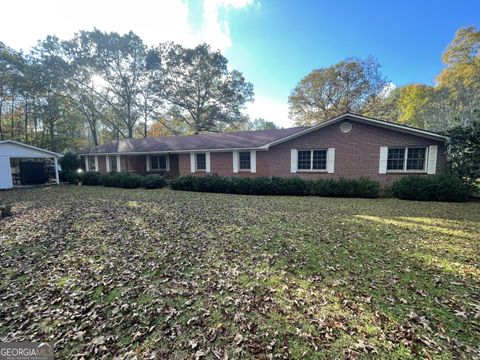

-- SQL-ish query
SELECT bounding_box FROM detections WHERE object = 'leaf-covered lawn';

[0,186,479,359]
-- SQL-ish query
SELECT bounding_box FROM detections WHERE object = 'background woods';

[0,31,255,152]
[0,26,478,153]
[289,26,480,132]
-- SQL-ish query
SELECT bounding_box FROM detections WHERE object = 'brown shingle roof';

[82,127,306,154]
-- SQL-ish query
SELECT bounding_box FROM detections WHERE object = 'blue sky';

[223,0,479,126]
[0,0,478,127]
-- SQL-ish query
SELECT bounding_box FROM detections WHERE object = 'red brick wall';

[177,120,446,186]
[125,155,146,174]
[178,151,270,177]
[268,120,445,186]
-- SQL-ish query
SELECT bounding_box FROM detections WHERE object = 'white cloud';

[380,82,397,98]
[246,96,292,128]
[0,0,253,52]
[201,0,254,51]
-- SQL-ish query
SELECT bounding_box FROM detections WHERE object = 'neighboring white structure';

[0,140,62,190]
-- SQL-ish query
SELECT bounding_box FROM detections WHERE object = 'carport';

[0,140,62,190]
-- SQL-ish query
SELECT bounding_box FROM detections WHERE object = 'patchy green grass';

[0,185,479,359]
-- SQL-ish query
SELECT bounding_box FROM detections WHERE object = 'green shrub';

[82,172,103,186]
[170,175,381,198]
[170,175,194,191]
[102,173,120,187]
[391,175,469,202]
[254,176,276,195]
[60,152,81,174]
[143,175,166,189]
[282,177,309,195]
[348,177,381,198]
[231,176,255,194]
[116,172,144,189]
[65,171,83,185]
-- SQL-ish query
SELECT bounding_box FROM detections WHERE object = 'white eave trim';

[0,140,63,157]
[80,146,270,156]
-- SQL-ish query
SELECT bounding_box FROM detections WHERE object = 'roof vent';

[340,121,352,133]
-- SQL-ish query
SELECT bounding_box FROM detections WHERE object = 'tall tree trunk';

[10,98,14,139]
[144,115,147,138]
[89,121,99,146]
[24,95,28,142]
[0,100,3,140]
[49,119,55,151]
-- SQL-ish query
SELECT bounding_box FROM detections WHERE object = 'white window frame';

[386,146,428,173]
[107,155,118,172]
[296,149,328,172]
[189,152,210,173]
[149,155,169,172]
[238,151,251,171]
[86,155,97,172]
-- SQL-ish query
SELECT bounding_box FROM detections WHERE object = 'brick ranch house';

[79,113,448,186]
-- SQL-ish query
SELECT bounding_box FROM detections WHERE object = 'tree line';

[0,26,478,154]
[289,26,480,132]
[0,30,263,152]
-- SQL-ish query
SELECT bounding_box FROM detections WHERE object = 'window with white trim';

[88,156,96,171]
[196,153,206,171]
[109,156,117,172]
[297,149,327,171]
[150,155,167,171]
[387,147,427,171]
[239,151,251,170]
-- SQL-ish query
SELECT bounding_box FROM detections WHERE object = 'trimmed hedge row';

[390,174,469,202]
[66,171,469,202]
[170,175,381,198]
[65,171,166,189]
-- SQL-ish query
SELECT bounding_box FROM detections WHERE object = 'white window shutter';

[190,153,195,173]
[85,157,89,171]
[166,155,170,171]
[206,152,211,173]
[250,151,256,173]
[232,151,239,173]
[327,148,335,173]
[146,156,151,172]
[106,156,111,172]
[427,145,438,174]
[94,156,99,172]
[116,156,121,172]
[290,149,297,173]
[379,147,388,174]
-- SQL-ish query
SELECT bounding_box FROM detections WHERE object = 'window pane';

[110,156,117,171]
[89,156,96,171]
[297,150,311,170]
[158,156,167,170]
[312,150,327,170]
[406,147,426,170]
[239,152,251,170]
[151,156,159,170]
[387,148,405,170]
[196,153,206,170]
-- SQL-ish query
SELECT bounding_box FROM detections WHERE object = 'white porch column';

[54,157,60,185]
